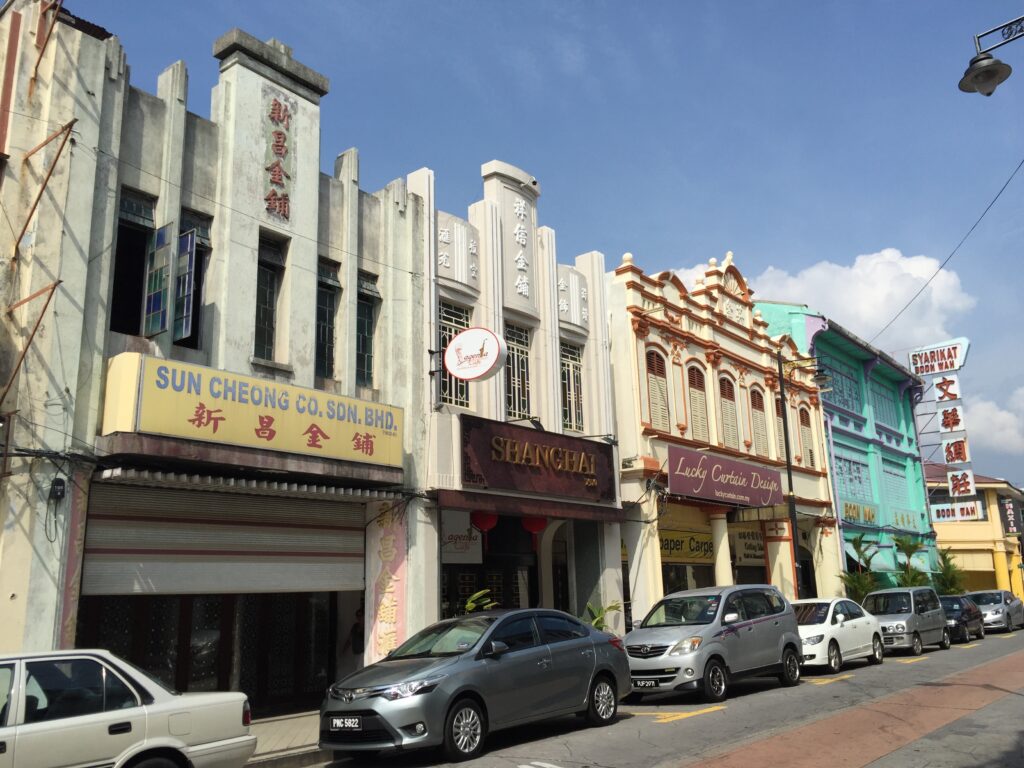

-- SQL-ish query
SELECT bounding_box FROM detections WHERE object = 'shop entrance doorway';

[797,545,818,598]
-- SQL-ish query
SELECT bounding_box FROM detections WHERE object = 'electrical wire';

[869,154,1024,345]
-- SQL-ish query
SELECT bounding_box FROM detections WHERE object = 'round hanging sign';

[443,327,507,382]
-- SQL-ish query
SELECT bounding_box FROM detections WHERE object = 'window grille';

[254,239,285,360]
[871,383,900,428]
[560,343,584,432]
[439,301,471,407]
[505,324,532,420]
[315,261,339,379]
[687,366,709,442]
[821,355,862,413]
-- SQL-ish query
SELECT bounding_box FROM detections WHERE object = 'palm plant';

[893,535,930,588]
[933,548,966,595]
[839,533,879,603]
[463,589,498,613]
[584,601,622,632]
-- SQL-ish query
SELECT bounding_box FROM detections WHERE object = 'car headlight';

[946,619,956,626]
[669,636,703,656]
[381,675,446,701]
[802,634,825,646]
[992,608,1004,615]
[896,623,906,633]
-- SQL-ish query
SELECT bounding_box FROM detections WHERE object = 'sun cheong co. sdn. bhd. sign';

[443,327,508,382]
[667,445,783,507]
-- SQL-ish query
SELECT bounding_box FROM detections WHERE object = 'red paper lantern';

[522,516,547,552]
[470,511,498,532]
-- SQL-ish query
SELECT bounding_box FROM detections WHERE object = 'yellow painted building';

[927,463,1024,597]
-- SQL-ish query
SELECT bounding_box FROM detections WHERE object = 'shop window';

[505,324,532,420]
[355,271,380,387]
[719,377,739,450]
[174,209,212,349]
[687,366,709,442]
[315,260,340,379]
[871,383,900,428]
[439,301,471,407]
[799,408,816,468]
[646,350,670,432]
[821,354,862,413]
[255,238,287,361]
[560,342,584,432]
[750,388,768,456]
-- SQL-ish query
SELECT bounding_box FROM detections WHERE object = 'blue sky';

[78,1,1024,483]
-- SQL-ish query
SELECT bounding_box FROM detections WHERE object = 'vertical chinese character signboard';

[367,506,407,663]
[263,88,296,221]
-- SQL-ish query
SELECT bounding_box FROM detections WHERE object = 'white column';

[710,509,734,586]
[764,520,797,600]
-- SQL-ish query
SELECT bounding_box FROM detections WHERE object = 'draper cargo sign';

[102,353,403,467]
[460,414,615,503]
[668,445,783,507]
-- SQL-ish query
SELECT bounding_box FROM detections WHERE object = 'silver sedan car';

[967,590,1024,632]
[320,609,630,761]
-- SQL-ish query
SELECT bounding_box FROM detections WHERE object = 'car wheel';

[778,647,801,687]
[702,659,728,703]
[623,692,645,705]
[585,676,617,726]
[910,632,923,656]
[868,634,884,665]
[977,623,985,640]
[939,628,951,650]
[1006,617,1015,633]
[132,760,178,768]
[443,698,487,762]
[826,641,842,674]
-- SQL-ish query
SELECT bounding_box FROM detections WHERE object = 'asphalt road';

[332,630,1024,768]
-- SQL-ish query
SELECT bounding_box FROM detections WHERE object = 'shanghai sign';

[668,445,783,507]
[101,353,404,467]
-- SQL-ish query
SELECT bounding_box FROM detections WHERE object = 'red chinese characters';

[254,415,277,441]
[948,471,975,497]
[944,438,968,464]
[303,424,330,449]
[935,376,960,401]
[188,402,225,433]
[264,96,293,220]
[939,407,963,432]
[352,432,375,456]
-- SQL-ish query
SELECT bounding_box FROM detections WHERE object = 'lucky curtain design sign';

[668,445,783,507]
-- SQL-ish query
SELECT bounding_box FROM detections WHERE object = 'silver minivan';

[862,587,951,655]
[622,585,802,703]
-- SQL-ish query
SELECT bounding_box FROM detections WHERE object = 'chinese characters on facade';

[264,94,295,220]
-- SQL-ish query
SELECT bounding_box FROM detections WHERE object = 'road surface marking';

[632,704,727,723]
[519,762,567,768]
[997,633,1019,639]
[897,657,928,664]
[807,673,854,686]
[956,643,978,649]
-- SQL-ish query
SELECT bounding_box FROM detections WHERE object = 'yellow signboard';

[659,530,714,564]
[102,353,404,468]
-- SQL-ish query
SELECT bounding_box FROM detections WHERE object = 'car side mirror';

[484,640,509,658]
[834,613,845,625]
[723,612,740,624]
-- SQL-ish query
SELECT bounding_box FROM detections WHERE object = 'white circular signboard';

[443,327,508,382]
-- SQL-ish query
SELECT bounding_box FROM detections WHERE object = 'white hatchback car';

[793,598,884,673]
[0,649,256,768]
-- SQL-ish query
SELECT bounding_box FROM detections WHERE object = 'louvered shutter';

[751,390,768,456]
[800,409,816,469]
[775,398,786,459]
[646,351,670,431]
[688,367,709,442]
[720,378,739,449]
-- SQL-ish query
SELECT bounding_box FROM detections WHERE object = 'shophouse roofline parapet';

[213,28,329,100]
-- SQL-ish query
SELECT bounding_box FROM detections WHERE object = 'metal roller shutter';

[82,483,366,595]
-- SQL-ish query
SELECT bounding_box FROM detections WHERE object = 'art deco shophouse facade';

[607,253,840,622]
[408,161,626,635]
[0,5,433,715]
[757,304,938,586]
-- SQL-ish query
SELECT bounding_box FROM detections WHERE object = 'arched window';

[719,377,739,450]
[646,350,670,432]
[799,408,816,469]
[687,366,709,442]
[775,397,787,459]
[750,389,768,456]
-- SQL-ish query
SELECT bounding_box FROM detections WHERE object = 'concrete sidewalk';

[248,710,328,767]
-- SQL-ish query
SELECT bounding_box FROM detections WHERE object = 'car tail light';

[242,699,252,726]
[608,636,625,652]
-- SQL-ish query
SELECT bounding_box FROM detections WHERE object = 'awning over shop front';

[844,541,897,572]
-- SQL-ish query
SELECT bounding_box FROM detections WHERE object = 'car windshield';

[940,597,962,613]
[388,616,497,659]
[642,595,721,627]
[863,593,911,615]
[970,592,1001,606]
[794,602,831,625]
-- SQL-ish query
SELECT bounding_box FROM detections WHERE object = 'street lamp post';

[776,350,831,599]
[958,14,1022,96]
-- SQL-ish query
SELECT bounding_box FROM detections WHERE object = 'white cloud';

[965,389,1024,456]
[748,249,976,355]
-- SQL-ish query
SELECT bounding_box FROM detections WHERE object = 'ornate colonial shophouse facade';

[607,253,840,623]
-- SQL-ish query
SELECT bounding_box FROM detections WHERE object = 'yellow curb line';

[956,643,979,649]
[897,657,928,664]
[631,704,727,723]
[807,673,855,686]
